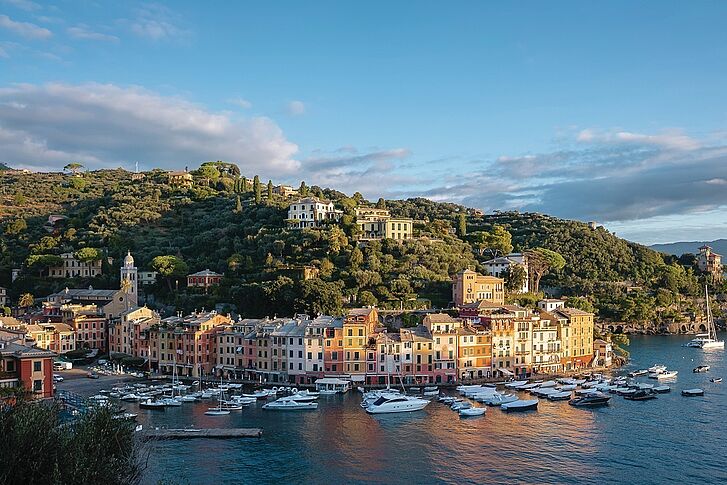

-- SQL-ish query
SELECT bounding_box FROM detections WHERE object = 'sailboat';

[205,389,231,416]
[686,286,724,349]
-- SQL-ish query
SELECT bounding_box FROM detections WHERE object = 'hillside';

[0,165,718,325]
[650,239,727,257]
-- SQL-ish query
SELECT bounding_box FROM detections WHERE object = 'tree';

[326,227,348,254]
[525,248,565,293]
[457,213,467,237]
[195,164,220,186]
[471,225,512,257]
[267,180,273,200]
[349,247,364,269]
[299,181,309,197]
[234,195,242,213]
[376,198,386,209]
[74,247,101,263]
[253,175,261,204]
[4,218,27,236]
[503,264,527,293]
[25,254,63,277]
[358,290,378,307]
[18,293,34,310]
[272,240,285,258]
[151,255,189,291]
[241,176,249,192]
[296,279,343,316]
[319,258,334,278]
[0,401,145,484]
[63,162,84,175]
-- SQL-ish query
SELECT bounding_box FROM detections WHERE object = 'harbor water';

[140,335,727,484]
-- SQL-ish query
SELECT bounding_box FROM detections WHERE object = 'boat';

[162,397,182,407]
[501,399,539,412]
[530,388,559,397]
[624,390,656,401]
[652,385,671,394]
[423,390,439,397]
[290,393,318,403]
[459,407,486,417]
[409,387,421,393]
[557,384,577,391]
[423,386,438,392]
[648,364,667,373]
[365,395,430,414]
[655,371,678,380]
[569,392,611,407]
[263,397,319,411]
[686,287,725,349]
[479,393,518,406]
[450,401,472,411]
[139,399,166,410]
[504,380,528,389]
[120,393,140,402]
[547,391,573,401]
[538,380,557,388]
[629,369,648,377]
[681,388,704,397]
[204,409,230,416]
[710,377,722,383]
[516,383,540,391]
[216,403,244,411]
[693,365,710,373]
[180,395,198,402]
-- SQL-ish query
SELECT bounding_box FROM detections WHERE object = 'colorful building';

[452,269,505,307]
[0,334,56,399]
[554,307,595,370]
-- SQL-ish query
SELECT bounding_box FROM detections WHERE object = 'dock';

[142,428,263,440]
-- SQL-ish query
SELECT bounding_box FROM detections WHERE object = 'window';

[33,361,42,372]
[33,380,43,392]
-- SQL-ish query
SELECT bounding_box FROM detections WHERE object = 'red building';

[0,334,56,399]
[187,269,223,290]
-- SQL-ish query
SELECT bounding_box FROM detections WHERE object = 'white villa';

[482,253,529,293]
[287,197,343,229]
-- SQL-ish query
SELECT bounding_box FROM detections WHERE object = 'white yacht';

[365,395,430,414]
[263,397,318,411]
[686,287,724,349]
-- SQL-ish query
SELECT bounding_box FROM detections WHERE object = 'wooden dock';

[142,428,262,440]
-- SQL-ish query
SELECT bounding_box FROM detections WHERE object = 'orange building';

[452,269,504,307]
[456,324,492,380]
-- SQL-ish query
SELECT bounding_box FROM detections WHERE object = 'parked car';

[86,372,99,379]
[53,374,64,382]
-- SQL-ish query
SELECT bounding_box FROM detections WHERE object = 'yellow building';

[554,307,595,370]
[452,269,505,307]
[355,207,414,241]
[456,324,492,380]
[24,323,76,354]
[343,307,379,380]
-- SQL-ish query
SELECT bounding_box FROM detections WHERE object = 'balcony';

[515,350,530,356]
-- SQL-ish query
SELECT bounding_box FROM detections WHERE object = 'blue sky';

[2,1,727,244]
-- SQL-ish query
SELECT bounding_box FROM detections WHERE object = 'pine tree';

[458,213,467,237]
[235,195,242,213]
[253,175,261,204]
[299,181,308,197]
[241,176,249,192]
[267,180,273,200]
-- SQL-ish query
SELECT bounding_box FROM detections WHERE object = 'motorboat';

[681,388,704,397]
[557,384,577,391]
[229,396,256,405]
[365,395,430,414]
[501,399,538,412]
[409,387,421,393]
[652,385,671,394]
[423,386,438,392]
[686,287,725,349]
[162,397,182,407]
[629,369,648,377]
[291,392,319,403]
[624,390,656,401]
[569,392,611,407]
[655,371,678,380]
[710,377,722,383]
[530,388,559,398]
[648,365,667,374]
[120,393,141,402]
[263,397,319,411]
[504,380,528,389]
[538,380,557,388]
[459,407,486,417]
[423,389,439,397]
[547,391,573,401]
[451,401,472,411]
[139,399,166,410]
[516,383,540,391]
[480,394,518,406]
[216,403,243,411]
[180,395,198,402]
[693,365,710,373]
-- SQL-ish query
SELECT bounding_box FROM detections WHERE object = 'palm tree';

[18,293,34,311]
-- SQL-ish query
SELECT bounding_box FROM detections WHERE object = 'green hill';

[0,166,715,324]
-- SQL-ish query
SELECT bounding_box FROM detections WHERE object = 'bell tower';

[120,250,138,307]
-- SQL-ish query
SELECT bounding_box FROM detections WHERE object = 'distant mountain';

[650,239,727,256]
[0,163,13,171]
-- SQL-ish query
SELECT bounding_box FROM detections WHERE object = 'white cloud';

[67,25,119,43]
[0,83,300,174]
[129,3,187,41]
[230,98,252,109]
[287,100,306,116]
[1,0,41,12]
[0,14,52,39]
[576,128,699,150]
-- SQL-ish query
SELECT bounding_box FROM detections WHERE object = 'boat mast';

[705,285,714,340]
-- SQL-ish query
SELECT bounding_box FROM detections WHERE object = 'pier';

[142,428,263,440]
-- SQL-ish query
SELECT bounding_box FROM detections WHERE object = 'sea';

[138,334,727,484]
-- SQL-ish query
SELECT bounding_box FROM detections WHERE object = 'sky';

[2,1,727,245]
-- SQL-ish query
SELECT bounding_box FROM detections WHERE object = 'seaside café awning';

[315,377,351,385]
[498,368,514,377]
